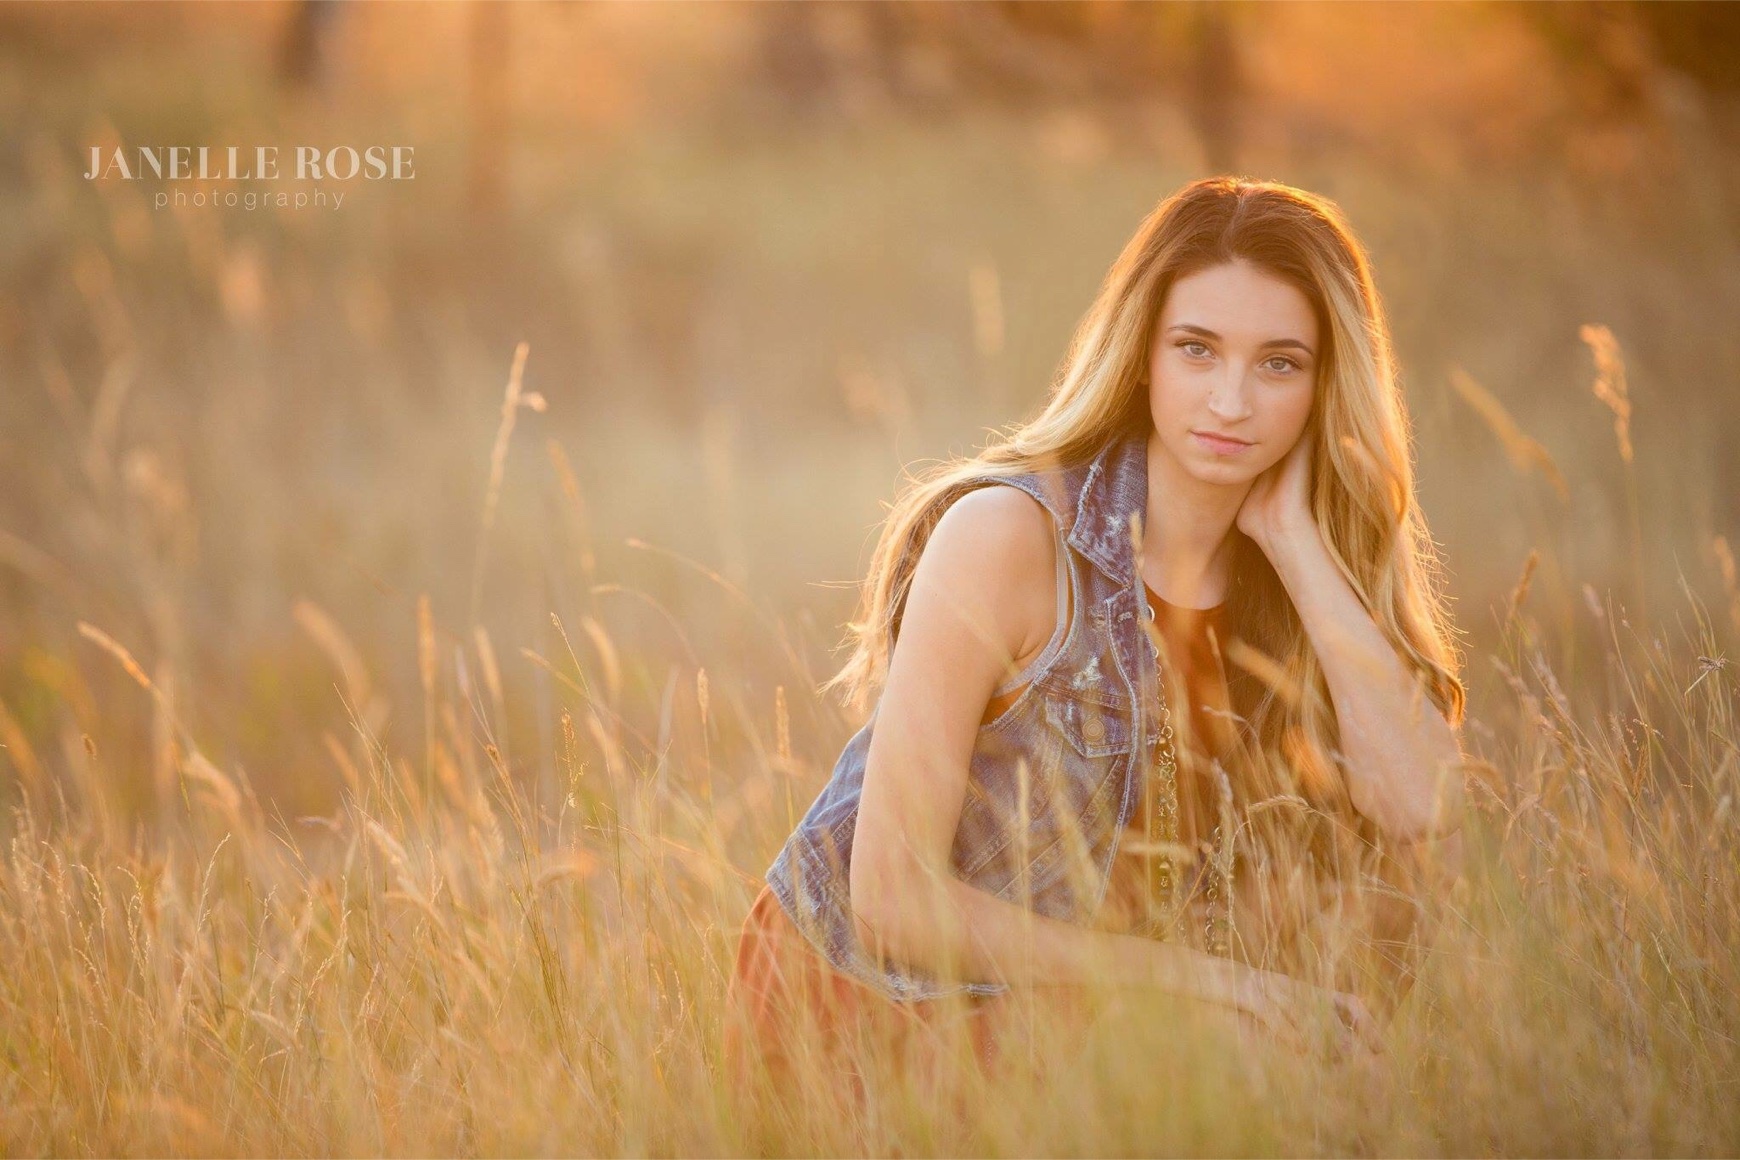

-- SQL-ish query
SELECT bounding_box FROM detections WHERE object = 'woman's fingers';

[1245,992,1312,1055]
[1235,1004,1301,1054]
[1330,991,1386,1057]
[1269,982,1384,1062]
[1232,975,1386,1062]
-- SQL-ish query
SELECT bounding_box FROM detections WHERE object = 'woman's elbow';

[848,834,919,955]
[1389,823,1466,906]
[1431,825,1466,886]
[1359,757,1468,848]
[849,834,957,967]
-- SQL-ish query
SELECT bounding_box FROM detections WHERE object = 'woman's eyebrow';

[1166,323,1315,357]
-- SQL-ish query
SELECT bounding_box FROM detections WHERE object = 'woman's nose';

[1206,372,1255,422]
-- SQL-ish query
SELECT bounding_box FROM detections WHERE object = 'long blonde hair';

[822,177,1465,910]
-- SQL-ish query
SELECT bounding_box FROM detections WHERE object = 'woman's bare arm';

[1237,435,1468,867]
[846,486,1319,1021]
[1256,514,1467,877]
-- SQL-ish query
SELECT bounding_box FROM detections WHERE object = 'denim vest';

[764,423,1166,1001]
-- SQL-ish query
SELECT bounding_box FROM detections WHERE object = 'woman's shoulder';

[908,482,1060,656]
[927,481,1059,575]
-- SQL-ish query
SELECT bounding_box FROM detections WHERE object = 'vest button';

[1082,712,1106,743]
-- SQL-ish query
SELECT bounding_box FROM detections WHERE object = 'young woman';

[723,177,1469,1099]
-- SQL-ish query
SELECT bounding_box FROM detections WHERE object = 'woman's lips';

[1191,430,1254,455]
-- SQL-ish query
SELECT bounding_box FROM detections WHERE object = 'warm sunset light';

[2,3,1738,1155]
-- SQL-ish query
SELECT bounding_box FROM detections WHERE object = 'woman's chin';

[1181,459,1263,487]
[1153,433,1270,486]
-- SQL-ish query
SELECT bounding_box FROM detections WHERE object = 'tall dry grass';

[1,329,1738,1156]
[4,16,1740,1149]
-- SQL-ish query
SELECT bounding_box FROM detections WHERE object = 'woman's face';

[1146,259,1320,487]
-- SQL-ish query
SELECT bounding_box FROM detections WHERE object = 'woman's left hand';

[1236,432,1315,550]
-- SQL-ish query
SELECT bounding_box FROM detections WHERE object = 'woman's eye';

[1174,341,1300,374]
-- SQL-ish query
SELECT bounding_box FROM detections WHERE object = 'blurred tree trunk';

[760,3,833,114]
[1185,2,1241,174]
[469,1,510,228]
[278,0,341,93]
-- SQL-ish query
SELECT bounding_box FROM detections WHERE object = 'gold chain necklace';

[1139,588,1235,959]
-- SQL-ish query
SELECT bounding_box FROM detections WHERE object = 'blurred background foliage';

[1,0,1738,827]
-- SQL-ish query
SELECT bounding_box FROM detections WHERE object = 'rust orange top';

[1093,582,1237,941]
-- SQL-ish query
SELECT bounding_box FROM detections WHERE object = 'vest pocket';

[1042,685,1134,759]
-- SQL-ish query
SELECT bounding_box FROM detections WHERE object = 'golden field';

[1,5,1738,1154]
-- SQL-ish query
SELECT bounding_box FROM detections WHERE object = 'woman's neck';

[1141,428,1248,609]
